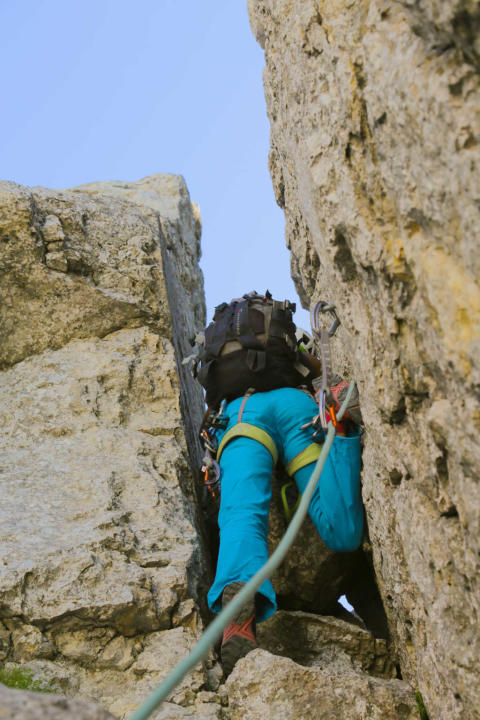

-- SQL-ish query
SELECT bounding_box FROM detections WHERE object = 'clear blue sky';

[0,0,310,328]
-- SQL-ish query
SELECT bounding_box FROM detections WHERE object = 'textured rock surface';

[257,610,395,678]
[268,470,361,614]
[0,176,219,717]
[248,1,480,718]
[225,650,418,720]
[0,683,116,720]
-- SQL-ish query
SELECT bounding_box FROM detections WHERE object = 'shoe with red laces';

[220,581,257,676]
[329,376,362,427]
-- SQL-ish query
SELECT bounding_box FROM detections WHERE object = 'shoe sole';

[221,634,258,676]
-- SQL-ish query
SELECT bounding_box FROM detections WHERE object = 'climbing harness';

[212,386,323,524]
[129,381,356,720]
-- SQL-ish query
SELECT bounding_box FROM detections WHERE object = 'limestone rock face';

[0,176,217,717]
[248,2,480,718]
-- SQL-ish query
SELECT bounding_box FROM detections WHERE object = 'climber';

[190,291,364,675]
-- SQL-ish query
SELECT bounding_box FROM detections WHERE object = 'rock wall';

[0,176,224,718]
[248,1,480,719]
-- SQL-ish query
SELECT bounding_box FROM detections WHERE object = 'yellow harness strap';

[286,442,323,476]
[216,423,279,465]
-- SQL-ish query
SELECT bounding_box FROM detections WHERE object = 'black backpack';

[195,291,313,409]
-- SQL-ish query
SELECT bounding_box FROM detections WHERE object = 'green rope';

[130,382,356,720]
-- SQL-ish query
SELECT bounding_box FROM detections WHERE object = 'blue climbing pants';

[207,387,363,622]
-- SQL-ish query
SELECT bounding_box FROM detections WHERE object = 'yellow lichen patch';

[382,234,413,282]
[418,246,480,375]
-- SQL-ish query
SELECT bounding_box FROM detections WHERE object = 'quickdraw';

[308,301,341,436]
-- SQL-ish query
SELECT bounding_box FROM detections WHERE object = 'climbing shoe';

[330,375,362,426]
[220,581,257,676]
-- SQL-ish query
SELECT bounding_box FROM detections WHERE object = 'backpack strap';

[268,300,297,349]
[205,303,236,359]
[235,299,266,351]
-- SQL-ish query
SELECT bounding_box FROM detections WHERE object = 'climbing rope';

[129,381,356,720]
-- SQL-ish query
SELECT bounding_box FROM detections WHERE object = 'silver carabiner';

[311,301,341,338]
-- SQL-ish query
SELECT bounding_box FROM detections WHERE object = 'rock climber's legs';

[206,386,364,623]
[207,434,276,622]
[270,386,364,552]
[208,387,321,621]
[293,434,363,552]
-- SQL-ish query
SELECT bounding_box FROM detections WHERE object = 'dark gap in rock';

[407,207,429,228]
[375,111,387,126]
[406,388,430,409]
[432,41,456,56]
[449,77,465,95]
[342,548,390,640]
[411,24,426,39]
[452,8,480,70]
[382,395,407,425]
[391,270,417,310]
[66,255,94,278]
[435,449,449,484]
[440,504,459,518]
[304,46,322,58]
[389,468,403,487]
[276,178,285,208]
[380,9,390,20]
[201,492,220,569]
[332,226,358,282]
[353,61,366,90]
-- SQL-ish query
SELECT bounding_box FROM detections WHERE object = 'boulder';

[257,610,395,678]
[225,650,418,720]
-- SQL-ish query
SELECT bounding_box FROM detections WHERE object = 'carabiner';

[311,301,341,338]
